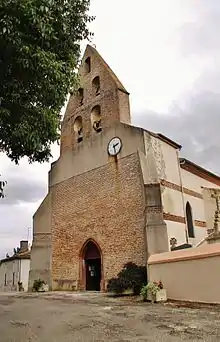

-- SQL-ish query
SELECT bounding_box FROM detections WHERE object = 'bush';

[140,281,163,301]
[140,284,148,301]
[32,279,45,292]
[118,262,147,295]
[107,277,130,295]
[107,262,147,296]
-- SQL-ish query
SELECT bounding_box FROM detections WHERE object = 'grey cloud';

[0,145,59,205]
[2,176,47,205]
[135,1,220,176]
[177,1,220,56]
[0,169,47,205]
[132,90,220,175]
[0,204,34,259]
[0,145,57,257]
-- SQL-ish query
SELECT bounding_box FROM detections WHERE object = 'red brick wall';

[51,152,146,290]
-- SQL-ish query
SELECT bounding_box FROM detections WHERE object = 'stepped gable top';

[83,45,129,94]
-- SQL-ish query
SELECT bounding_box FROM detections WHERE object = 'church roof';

[151,132,182,149]
[179,158,220,186]
[84,45,129,94]
[122,122,182,149]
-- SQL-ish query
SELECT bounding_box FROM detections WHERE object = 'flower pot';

[147,292,156,303]
[38,284,49,292]
[147,289,167,303]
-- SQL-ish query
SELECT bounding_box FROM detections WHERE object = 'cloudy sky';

[1,0,220,258]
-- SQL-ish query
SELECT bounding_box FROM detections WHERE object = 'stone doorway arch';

[79,239,103,291]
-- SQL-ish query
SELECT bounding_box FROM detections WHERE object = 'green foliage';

[0,0,93,163]
[0,178,7,198]
[140,281,163,301]
[107,262,147,296]
[140,284,148,301]
[32,279,45,292]
[107,277,131,295]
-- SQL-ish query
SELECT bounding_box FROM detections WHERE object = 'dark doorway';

[83,241,101,291]
[85,258,101,291]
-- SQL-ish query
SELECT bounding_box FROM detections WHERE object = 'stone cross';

[211,190,220,232]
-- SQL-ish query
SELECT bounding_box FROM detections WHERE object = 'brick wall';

[61,45,130,155]
[51,152,146,290]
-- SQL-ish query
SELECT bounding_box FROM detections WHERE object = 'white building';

[0,241,30,292]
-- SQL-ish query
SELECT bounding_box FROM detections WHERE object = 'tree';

[0,0,93,164]
[0,178,6,198]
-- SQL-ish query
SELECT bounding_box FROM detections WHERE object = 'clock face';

[107,137,122,156]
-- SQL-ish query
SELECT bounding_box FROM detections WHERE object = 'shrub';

[118,262,147,295]
[32,279,45,292]
[107,262,147,296]
[107,277,130,295]
[140,284,148,301]
[140,281,163,301]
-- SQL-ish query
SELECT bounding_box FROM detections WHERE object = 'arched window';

[73,116,83,143]
[92,76,100,95]
[78,88,84,105]
[91,105,102,133]
[186,202,195,238]
[84,57,91,73]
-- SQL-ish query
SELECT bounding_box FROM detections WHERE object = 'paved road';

[0,291,220,341]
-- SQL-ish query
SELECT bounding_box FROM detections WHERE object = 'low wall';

[148,243,220,304]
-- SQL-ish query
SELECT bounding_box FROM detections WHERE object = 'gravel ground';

[0,291,220,341]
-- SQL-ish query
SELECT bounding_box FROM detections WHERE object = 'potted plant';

[141,281,167,303]
[32,279,49,292]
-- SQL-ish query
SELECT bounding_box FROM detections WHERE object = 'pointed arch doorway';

[80,240,102,291]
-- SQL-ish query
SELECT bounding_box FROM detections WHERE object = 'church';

[29,45,220,291]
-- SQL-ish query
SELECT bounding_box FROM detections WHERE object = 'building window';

[85,57,91,73]
[78,88,84,105]
[12,272,15,286]
[92,76,100,95]
[91,105,102,133]
[4,274,7,286]
[73,116,83,143]
[186,201,195,238]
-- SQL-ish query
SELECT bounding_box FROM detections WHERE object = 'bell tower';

[60,45,131,154]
